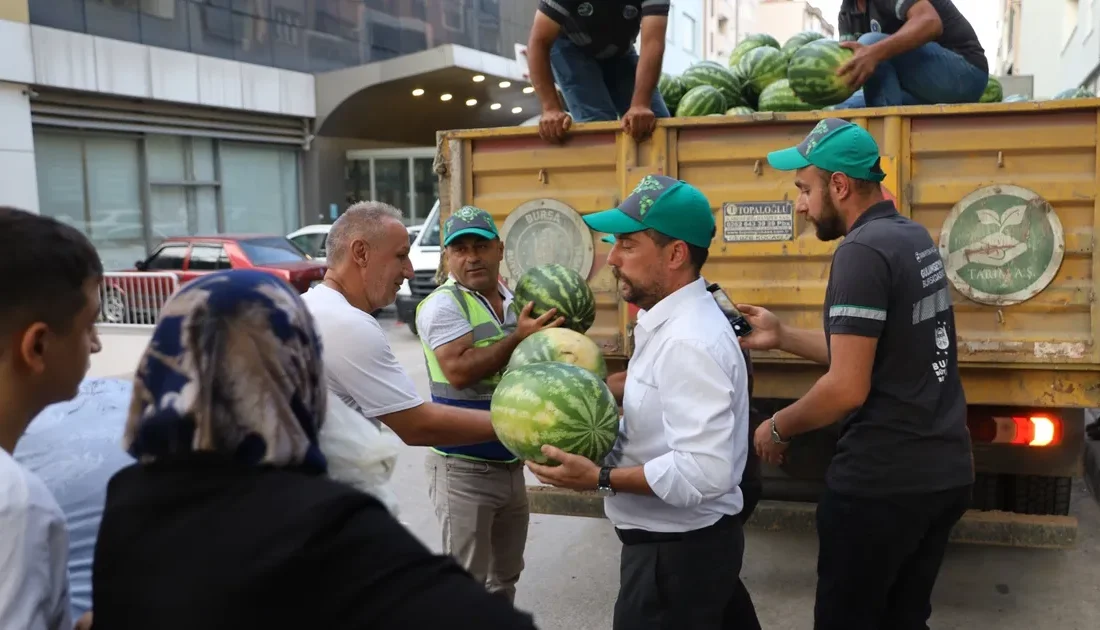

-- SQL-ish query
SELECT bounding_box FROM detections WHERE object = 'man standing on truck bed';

[526,0,671,143]
[414,206,563,603]
[527,176,754,630]
[833,0,988,109]
[738,118,974,630]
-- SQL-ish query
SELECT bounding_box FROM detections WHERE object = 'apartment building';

[996,0,1099,98]
[703,0,761,63]
[754,0,834,47]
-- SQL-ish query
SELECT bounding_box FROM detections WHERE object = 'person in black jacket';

[90,268,539,630]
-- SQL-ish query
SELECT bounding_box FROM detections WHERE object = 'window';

[147,136,219,239]
[144,244,188,270]
[221,143,300,235]
[289,233,328,259]
[237,237,308,265]
[343,148,439,226]
[187,244,231,270]
[442,1,465,32]
[680,12,696,54]
[421,217,441,247]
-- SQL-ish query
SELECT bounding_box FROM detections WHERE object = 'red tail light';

[967,412,1062,447]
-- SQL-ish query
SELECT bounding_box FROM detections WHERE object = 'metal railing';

[98,272,181,327]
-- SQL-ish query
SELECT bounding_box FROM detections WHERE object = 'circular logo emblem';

[499,199,595,286]
[578,2,593,17]
[870,19,882,32]
[623,5,638,19]
[938,184,1065,306]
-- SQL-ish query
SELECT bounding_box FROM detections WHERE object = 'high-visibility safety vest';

[416,279,518,462]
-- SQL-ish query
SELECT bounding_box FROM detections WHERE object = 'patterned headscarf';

[124,269,328,473]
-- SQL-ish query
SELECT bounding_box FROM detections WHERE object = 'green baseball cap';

[583,175,716,248]
[766,118,886,182]
[443,205,499,246]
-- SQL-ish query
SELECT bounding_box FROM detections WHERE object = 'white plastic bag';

[319,391,403,516]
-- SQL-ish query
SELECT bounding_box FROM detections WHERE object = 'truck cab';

[395,200,442,335]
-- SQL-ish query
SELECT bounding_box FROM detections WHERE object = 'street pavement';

[376,312,1100,630]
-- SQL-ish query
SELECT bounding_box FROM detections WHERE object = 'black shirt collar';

[850,200,899,232]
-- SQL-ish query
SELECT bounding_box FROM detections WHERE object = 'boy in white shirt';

[0,207,104,630]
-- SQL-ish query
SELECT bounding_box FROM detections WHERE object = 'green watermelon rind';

[979,75,1003,103]
[786,39,857,107]
[781,31,826,62]
[728,33,781,69]
[1052,86,1097,100]
[757,79,816,113]
[681,63,746,109]
[676,84,728,117]
[506,328,609,381]
[658,73,686,111]
[512,263,596,334]
[490,361,620,465]
[725,106,755,116]
[737,46,787,101]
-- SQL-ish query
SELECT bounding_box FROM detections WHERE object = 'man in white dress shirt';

[528,176,751,629]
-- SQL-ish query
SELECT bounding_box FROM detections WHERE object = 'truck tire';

[1007,475,1073,516]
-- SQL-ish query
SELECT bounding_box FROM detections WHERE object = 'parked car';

[286,224,331,262]
[100,235,326,324]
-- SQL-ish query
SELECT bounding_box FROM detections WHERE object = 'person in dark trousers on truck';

[526,0,671,144]
[833,0,988,109]
[527,175,754,630]
[737,118,975,630]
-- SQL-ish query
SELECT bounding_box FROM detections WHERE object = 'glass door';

[344,147,438,226]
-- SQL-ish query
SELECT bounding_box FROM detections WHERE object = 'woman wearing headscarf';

[89,269,538,629]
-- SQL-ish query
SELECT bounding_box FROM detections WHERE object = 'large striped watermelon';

[658,73,686,111]
[512,263,596,334]
[781,31,826,61]
[737,46,787,102]
[681,62,745,109]
[1002,94,1029,103]
[676,84,727,117]
[758,79,816,112]
[979,76,1003,103]
[506,327,608,380]
[726,106,755,116]
[728,33,781,69]
[1052,86,1096,100]
[787,38,856,106]
[490,361,620,465]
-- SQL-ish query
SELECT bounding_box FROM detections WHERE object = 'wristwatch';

[770,416,790,445]
[597,466,616,497]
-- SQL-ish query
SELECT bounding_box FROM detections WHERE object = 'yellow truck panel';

[435,101,1100,410]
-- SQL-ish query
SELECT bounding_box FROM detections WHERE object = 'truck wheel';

[407,318,418,336]
[1007,475,1073,516]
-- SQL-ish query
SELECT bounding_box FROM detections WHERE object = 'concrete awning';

[314,44,546,144]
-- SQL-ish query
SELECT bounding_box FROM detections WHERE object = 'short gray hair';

[325,201,404,264]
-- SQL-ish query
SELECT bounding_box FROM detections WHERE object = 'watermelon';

[1052,86,1096,100]
[726,106,755,116]
[680,62,746,109]
[786,38,857,106]
[1002,94,1028,103]
[658,73,686,111]
[979,76,1003,103]
[758,79,816,112]
[512,263,596,334]
[781,31,826,61]
[490,361,620,465]
[728,33,781,69]
[676,84,727,117]
[506,328,608,380]
[737,46,787,102]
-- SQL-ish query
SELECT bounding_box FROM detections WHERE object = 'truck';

[432,99,1100,549]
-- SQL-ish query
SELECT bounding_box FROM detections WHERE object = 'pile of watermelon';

[492,263,619,466]
[658,31,859,116]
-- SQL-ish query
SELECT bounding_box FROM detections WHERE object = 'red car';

[100,235,327,324]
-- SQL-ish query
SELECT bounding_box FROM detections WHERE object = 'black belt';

[614,513,741,546]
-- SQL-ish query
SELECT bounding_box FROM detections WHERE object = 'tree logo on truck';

[938,184,1065,306]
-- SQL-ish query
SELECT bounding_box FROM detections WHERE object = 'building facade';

[754,0,833,47]
[703,0,760,63]
[997,0,1099,98]
[662,0,706,74]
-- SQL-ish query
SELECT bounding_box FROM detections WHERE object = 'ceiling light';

[411,88,424,96]
[512,106,523,114]
[440,93,452,101]
[499,80,512,88]
[490,103,501,110]
[523,86,534,94]
[472,74,485,82]
[465,98,478,106]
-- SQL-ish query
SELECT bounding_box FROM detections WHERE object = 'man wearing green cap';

[737,118,973,629]
[527,175,756,629]
[414,205,563,604]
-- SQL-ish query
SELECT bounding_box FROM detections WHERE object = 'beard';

[612,266,660,310]
[813,195,847,242]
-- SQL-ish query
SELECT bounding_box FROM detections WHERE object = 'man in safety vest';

[414,206,564,602]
